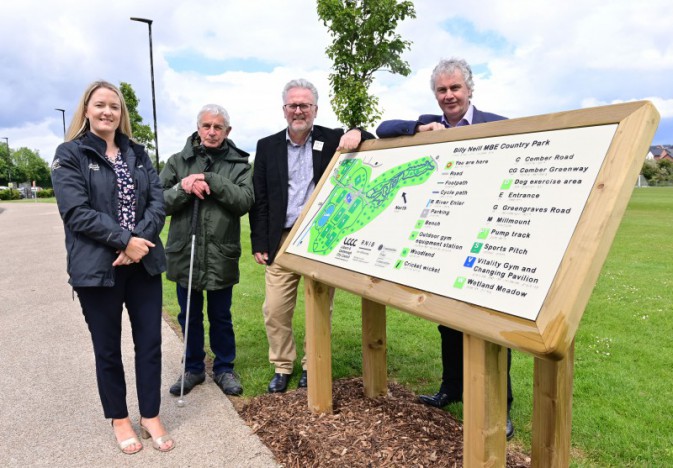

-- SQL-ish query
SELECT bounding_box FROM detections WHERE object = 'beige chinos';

[263,231,334,374]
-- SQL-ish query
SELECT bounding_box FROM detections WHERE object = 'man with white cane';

[160,104,254,399]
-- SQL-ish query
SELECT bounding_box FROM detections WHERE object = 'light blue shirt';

[440,103,474,127]
[284,129,315,228]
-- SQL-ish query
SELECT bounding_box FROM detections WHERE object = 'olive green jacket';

[160,133,253,290]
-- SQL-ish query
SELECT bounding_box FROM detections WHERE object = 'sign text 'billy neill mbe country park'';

[279,101,659,359]
[289,125,613,321]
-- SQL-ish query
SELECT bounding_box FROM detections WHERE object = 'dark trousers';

[439,325,514,411]
[176,284,236,375]
[76,264,162,419]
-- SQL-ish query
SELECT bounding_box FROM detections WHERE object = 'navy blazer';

[376,106,506,138]
[249,125,374,264]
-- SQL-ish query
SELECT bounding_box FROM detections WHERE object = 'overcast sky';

[1,0,671,163]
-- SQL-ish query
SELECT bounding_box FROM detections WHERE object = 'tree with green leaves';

[317,0,416,129]
[0,142,13,186]
[11,147,51,188]
[642,158,673,185]
[119,82,155,152]
[641,159,658,181]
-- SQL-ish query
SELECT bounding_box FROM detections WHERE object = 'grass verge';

[161,187,673,466]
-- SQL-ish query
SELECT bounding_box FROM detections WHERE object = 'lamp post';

[130,16,160,169]
[2,137,10,185]
[54,108,66,139]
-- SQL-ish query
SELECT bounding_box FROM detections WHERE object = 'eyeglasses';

[283,103,316,112]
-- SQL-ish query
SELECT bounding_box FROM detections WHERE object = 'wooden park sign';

[274,101,659,467]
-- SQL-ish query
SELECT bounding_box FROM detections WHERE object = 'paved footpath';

[0,202,278,468]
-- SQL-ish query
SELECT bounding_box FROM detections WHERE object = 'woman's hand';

[112,251,134,267]
[113,237,156,266]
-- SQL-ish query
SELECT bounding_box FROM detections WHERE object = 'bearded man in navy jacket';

[376,57,515,440]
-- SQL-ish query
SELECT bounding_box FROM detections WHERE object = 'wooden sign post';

[275,101,659,466]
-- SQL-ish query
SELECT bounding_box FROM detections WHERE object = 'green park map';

[307,156,437,255]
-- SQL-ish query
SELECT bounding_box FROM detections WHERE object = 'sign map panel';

[287,125,617,320]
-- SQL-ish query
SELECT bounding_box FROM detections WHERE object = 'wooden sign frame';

[274,101,658,466]
[276,101,659,361]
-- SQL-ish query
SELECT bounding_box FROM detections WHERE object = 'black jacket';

[51,131,166,287]
[249,125,374,264]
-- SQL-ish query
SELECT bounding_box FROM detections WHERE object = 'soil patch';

[240,377,531,467]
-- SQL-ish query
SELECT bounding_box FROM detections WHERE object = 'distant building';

[648,145,673,161]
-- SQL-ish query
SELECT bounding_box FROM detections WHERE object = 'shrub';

[37,188,54,198]
[0,189,21,200]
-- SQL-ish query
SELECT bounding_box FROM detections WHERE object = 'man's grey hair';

[197,104,231,127]
[282,79,319,104]
[430,58,474,94]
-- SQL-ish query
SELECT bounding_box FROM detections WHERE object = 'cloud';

[166,53,278,75]
[0,0,672,163]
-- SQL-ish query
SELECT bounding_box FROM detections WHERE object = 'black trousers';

[439,325,513,411]
[76,264,162,419]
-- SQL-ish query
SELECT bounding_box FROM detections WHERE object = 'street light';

[55,108,66,139]
[130,16,160,169]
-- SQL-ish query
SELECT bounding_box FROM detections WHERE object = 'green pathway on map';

[307,156,437,255]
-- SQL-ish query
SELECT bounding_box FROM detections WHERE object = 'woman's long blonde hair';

[66,80,133,142]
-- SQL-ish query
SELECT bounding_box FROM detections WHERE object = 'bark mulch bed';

[240,377,531,467]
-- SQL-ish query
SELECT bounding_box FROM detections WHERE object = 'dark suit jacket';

[249,125,374,264]
[376,106,506,138]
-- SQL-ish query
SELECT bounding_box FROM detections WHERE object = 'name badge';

[313,140,324,151]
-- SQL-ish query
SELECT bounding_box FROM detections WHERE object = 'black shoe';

[506,416,515,440]
[297,370,308,388]
[267,373,290,393]
[213,371,243,396]
[418,391,460,408]
[169,371,206,396]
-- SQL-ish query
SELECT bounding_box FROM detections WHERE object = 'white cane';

[177,197,200,407]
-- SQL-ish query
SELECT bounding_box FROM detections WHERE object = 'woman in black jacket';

[51,81,173,454]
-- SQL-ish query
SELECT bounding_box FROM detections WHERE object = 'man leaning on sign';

[249,78,375,394]
[376,57,515,440]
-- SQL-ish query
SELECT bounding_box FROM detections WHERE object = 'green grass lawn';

[160,187,673,466]
[1,196,57,203]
